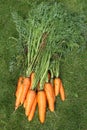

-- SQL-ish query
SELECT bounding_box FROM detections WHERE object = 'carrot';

[54,78,61,96]
[30,72,35,89]
[28,96,37,121]
[59,82,65,101]
[23,86,32,109]
[20,77,31,104]
[15,83,23,110]
[16,76,24,97]
[25,90,36,116]
[44,83,55,112]
[37,91,46,124]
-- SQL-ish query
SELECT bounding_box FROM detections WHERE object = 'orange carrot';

[23,73,34,109]
[15,83,23,110]
[44,83,55,112]
[16,76,24,97]
[20,77,31,104]
[54,78,61,96]
[25,90,36,116]
[59,82,65,101]
[28,96,37,121]
[30,72,35,89]
[37,91,46,124]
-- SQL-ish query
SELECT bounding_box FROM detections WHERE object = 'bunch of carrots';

[12,2,83,123]
[13,9,66,124]
[15,71,65,124]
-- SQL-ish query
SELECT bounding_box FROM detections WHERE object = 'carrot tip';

[25,111,28,117]
[28,117,32,122]
[62,99,65,101]
[40,121,45,124]
[15,104,22,110]
[20,101,23,105]
[15,106,18,110]
[55,93,59,96]
[49,109,54,112]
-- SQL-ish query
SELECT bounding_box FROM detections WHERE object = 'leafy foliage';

[11,2,87,78]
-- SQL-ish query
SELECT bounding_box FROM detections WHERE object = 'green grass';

[0,1,87,130]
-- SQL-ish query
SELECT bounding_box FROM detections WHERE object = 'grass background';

[0,0,87,130]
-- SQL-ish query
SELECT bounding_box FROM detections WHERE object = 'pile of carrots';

[15,72,65,124]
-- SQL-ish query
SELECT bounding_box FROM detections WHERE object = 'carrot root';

[25,90,36,116]
[37,91,46,124]
[28,96,37,121]
[60,82,65,101]
[44,83,55,112]
[54,78,61,96]
[20,77,31,104]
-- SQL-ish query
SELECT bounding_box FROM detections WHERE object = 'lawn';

[0,0,87,130]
